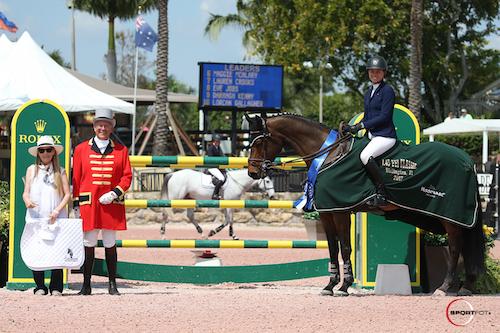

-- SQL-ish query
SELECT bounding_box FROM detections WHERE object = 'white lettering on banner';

[421,186,446,198]
[477,173,493,196]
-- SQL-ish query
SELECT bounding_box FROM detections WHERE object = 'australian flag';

[0,12,17,33]
[135,16,157,52]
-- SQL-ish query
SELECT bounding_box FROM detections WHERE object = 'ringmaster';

[72,109,132,295]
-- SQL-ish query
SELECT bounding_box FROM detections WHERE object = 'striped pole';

[98,239,328,249]
[125,199,296,209]
[130,156,306,170]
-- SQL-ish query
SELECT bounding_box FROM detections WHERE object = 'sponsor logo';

[64,248,79,263]
[446,298,491,326]
[34,119,47,133]
[18,134,62,144]
[420,185,446,198]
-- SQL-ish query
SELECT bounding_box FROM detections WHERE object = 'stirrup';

[366,194,388,207]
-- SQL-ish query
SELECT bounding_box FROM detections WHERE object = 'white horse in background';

[160,169,275,239]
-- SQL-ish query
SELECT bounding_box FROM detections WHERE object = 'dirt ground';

[1,223,499,332]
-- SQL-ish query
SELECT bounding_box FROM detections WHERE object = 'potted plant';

[0,180,9,287]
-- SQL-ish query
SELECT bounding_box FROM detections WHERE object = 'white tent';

[423,119,500,164]
[0,32,134,114]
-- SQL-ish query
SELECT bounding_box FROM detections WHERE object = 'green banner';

[8,100,70,289]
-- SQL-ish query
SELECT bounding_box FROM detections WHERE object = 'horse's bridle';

[248,117,352,174]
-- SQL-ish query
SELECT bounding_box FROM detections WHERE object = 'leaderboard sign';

[199,62,283,111]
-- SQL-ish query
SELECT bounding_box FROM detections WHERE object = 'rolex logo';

[34,120,47,133]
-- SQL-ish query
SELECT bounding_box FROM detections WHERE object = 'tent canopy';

[0,32,134,114]
[423,119,500,135]
[423,119,500,164]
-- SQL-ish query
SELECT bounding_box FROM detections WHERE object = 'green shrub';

[303,211,320,220]
[0,180,9,249]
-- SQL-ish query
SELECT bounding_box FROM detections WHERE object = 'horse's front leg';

[160,211,168,240]
[226,209,238,240]
[333,213,353,296]
[319,213,341,296]
[208,209,230,238]
[187,208,203,236]
[434,225,463,296]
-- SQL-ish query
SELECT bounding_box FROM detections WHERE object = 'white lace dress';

[25,164,68,220]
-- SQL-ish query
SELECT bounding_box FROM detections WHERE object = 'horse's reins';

[248,117,352,172]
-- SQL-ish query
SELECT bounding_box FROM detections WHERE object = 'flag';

[0,11,17,33]
[135,16,157,52]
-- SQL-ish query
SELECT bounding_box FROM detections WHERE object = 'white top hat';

[93,108,116,127]
[28,135,64,157]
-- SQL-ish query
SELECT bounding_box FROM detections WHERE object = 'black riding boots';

[364,157,388,206]
[212,178,224,200]
[105,245,120,295]
[78,246,94,295]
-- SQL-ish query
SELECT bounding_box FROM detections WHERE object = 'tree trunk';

[408,0,423,119]
[152,0,170,155]
[106,16,117,82]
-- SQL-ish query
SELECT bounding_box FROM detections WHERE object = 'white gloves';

[99,191,118,205]
[73,206,81,218]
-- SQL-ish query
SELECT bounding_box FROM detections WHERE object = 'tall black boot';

[78,246,94,295]
[212,178,224,200]
[105,245,120,295]
[364,157,388,206]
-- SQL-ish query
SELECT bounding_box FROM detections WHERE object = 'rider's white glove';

[99,191,118,205]
[73,206,81,219]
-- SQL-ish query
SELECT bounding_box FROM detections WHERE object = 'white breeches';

[360,133,397,165]
[84,229,117,248]
[208,168,225,181]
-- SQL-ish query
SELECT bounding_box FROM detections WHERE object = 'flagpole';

[132,44,139,155]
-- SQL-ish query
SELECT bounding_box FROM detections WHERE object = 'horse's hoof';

[232,236,239,240]
[457,287,473,296]
[320,289,333,296]
[333,290,349,297]
[432,289,446,297]
[208,230,216,237]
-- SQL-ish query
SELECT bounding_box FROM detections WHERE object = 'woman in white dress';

[22,135,70,295]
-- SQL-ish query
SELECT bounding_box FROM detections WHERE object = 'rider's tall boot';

[364,157,388,206]
[105,245,120,295]
[78,246,94,295]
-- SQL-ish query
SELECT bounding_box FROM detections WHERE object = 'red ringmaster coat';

[72,137,132,232]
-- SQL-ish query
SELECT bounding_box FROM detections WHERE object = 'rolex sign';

[8,100,70,289]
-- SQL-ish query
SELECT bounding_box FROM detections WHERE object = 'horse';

[246,113,485,296]
[160,168,275,239]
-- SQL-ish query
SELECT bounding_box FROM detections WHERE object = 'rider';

[343,55,396,206]
[206,134,227,199]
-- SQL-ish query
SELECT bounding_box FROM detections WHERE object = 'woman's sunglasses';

[38,148,54,154]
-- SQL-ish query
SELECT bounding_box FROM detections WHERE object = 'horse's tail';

[462,194,486,277]
[161,173,173,200]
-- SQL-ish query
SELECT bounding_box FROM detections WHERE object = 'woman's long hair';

[35,151,63,197]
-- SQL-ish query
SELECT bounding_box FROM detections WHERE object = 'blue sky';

[0,1,499,92]
[0,0,252,90]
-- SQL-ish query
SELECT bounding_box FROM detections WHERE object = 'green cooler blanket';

[314,137,479,227]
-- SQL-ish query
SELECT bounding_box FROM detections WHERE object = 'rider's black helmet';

[212,134,221,141]
[366,55,387,71]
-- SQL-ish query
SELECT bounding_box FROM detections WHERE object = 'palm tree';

[152,0,169,155]
[204,0,255,54]
[73,0,155,82]
[408,0,423,119]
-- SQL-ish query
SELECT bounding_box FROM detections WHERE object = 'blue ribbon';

[294,130,338,211]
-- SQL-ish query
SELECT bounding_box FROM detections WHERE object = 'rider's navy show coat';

[362,81,397,139]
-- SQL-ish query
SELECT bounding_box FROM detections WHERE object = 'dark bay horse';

[246,113,485,296]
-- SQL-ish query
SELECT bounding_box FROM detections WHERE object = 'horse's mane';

[266,112,331,131]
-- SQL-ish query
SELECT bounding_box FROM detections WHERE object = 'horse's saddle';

[314,137,479,228]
